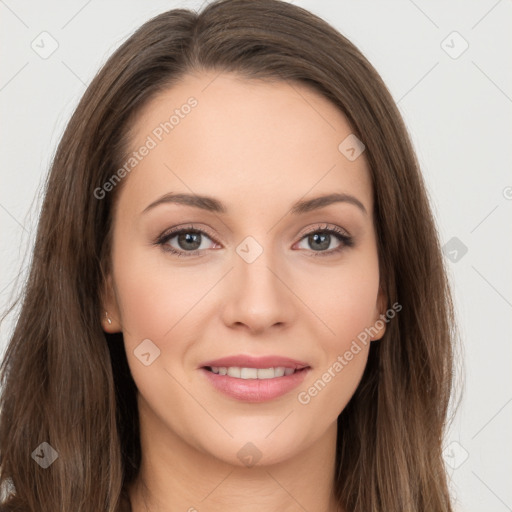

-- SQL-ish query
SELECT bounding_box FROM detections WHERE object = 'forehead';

[117,71,373,218]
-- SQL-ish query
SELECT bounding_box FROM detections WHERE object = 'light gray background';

[1,1,511,511]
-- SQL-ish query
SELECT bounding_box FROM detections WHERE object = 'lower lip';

[200,367,310,402]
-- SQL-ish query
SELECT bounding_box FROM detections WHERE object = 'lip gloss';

[200,367,310,402]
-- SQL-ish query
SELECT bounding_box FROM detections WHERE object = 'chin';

[193,426,310,469]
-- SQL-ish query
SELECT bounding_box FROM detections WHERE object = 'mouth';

[202,365,309,379]
[199,363,311,402]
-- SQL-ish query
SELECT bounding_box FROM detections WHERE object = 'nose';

[220,245,296,335]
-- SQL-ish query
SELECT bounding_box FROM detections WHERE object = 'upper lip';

[200,354,310,370]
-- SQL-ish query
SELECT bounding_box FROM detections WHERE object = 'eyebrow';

[141,191,367,216]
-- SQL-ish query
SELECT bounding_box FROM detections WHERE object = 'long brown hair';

[0,1,459,510]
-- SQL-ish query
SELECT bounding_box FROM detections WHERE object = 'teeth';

[241,367,258,379]
[274,367,285,377]
[209,366,300,379]
[256,368,275,379]
[227,367,241,378]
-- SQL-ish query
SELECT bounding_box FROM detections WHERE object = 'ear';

[370,284,388,341]
[100,272,122,333]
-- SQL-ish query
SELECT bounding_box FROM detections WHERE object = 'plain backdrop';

[1,1,511,511]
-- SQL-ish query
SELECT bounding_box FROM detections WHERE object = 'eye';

[154,223,354,258]
[294,224,354,257]
[155,225,218,257]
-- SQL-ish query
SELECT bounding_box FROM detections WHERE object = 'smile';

[206,366,299,379]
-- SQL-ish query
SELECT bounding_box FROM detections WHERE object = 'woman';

[0,0,458,510]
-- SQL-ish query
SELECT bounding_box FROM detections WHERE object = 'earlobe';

[371,285,388,341]
[100,274,122,333]
[370,317,386,341]
[102,309,122,333]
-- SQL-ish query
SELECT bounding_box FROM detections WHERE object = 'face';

[101,71,386,467]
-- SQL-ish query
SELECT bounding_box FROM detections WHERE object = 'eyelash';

[154,223,354,258]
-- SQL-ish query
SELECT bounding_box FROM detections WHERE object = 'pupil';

[310,233,329,251]
[178,232,201,250]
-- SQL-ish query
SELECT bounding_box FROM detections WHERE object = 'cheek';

[290,252,379,411]
[109,234,167,360]
[111,219,214,337]
[296,252,381,348]
[295,345,370,431]
[293,265,379,420]
[112,251,205,410]
[114,259,178,340]
[111,238,229,392]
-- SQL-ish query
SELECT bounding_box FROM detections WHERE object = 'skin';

[101,70,386,512]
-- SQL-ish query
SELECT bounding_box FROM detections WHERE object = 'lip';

[199,354,311,402]
[199,354,310,370]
